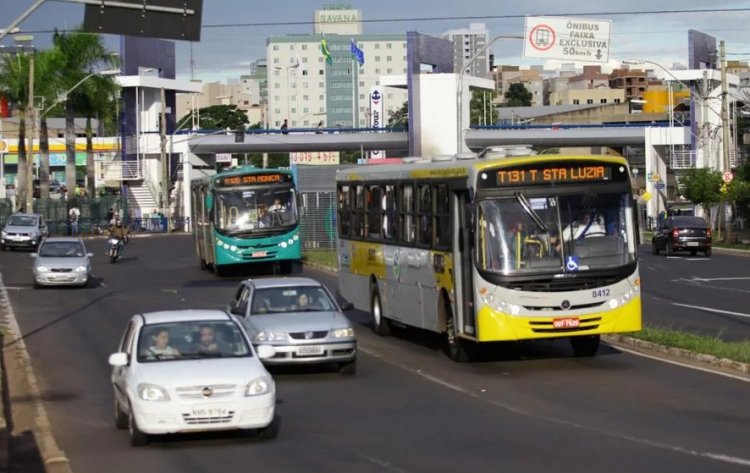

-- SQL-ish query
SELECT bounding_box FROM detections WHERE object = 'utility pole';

[25,53,35,213]
[160,87,170,232]
[720,40,732,242]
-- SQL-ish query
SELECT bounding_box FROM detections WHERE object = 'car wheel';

[128,408,149,446]
[370,287,391,336]
[114,396,128,430]
[665,241,674,257]
[570,335,600,357]
[33,279,41,289]
[704,248,712,257]
[338,358,357,375]
[257,415,281,439]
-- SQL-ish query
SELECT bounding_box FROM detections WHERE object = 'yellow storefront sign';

[641,191,652,201]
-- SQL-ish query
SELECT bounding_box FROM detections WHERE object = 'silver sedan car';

[227,277,357,374]
[31,237,93,288]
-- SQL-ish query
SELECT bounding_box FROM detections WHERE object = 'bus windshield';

[477,191,636,275]
[215,185,298,235]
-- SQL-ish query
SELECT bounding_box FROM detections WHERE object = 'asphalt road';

[639,244,750,341]
[1,236,749,473]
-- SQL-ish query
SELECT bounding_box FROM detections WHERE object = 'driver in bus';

[269,197,286,212]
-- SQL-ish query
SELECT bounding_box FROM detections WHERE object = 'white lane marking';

[612,345,750,383]
[672,303,750,319]
[691,277,750,282]
[100,282,108,288]
[359,346,750,467]
[671,278,750,294]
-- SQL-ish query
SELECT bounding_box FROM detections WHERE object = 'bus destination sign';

[484,162,627,188]
[217,173,292,187]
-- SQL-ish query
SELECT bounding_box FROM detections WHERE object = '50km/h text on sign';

[523,16,612,63]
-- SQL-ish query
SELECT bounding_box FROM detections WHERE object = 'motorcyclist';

[107,219,130,253]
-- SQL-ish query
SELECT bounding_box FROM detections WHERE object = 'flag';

[320,38,333,65]
[350,39,364,66]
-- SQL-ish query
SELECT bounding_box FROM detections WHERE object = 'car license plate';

[297,345,324,356]
[252,251,267,257]
[553,318,580,329]
[191,406,228,417]
[687,242,699,247]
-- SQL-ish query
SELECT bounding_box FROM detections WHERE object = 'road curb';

[603,334,750,377]
[713,247,750,256]
[0,276,73,473]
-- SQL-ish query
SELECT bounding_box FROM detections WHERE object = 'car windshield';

[250,286,337,315]
[477,191,637,275]
[39,242,85,258]
[8,216,37,227]
[215,185,298,235]
[137,321,252,362]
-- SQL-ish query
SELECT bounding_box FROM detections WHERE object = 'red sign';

[0,95,8,118]
[529,24,556,51]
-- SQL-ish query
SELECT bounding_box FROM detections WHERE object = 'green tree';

[0,51,31,208]
[387,101,408,129]
[179,104,249,131]
[680,168,723,225]
[34,48,65,200]
[503,83,532,107]
[470,89,497,126]
[53,29,118,201]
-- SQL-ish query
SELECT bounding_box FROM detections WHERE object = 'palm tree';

[52,29,118,202]
[78,74,119,197]
[34,48,64,200]
[0,52,31,210]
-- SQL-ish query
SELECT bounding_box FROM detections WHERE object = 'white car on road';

[108,310,279,446]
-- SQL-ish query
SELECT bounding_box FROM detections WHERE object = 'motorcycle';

[108,236,123,263]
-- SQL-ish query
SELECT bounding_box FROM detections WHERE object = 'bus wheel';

[213,264,224,277]
[444,302,474,363]
[370,288,391,336]
[570,335,600,357]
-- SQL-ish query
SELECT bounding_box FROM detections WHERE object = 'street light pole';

[457,35,523,154]
[25,52,35,213]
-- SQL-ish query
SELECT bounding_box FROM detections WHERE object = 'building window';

[274,109,281,114]
[386,56,392,61]
[291,107,296,114]
[273,45,279,51]
[303,95,309,101]
[273,58,279,64]
[387,68,392,74]
[375,43,380,49]
[586,99,594,104]
[319,70,325,75]
[274,83,280,89]
[274,95,280,101]
[303,107,309,113]
[614,98,621,103]
[319,57,323,63]
[386,43,392,49]
[375,56,381,62]
[302,44,308,51]
[319,82,324,87]
[289,45,294,50]
[600,98,607,104]
[388,93,393,99]
[375,68,380,74]
[360,94,365,100]
[302,70,308,76]
[573,99,580,104]
[303,82,309,89]
[320,95,325,100]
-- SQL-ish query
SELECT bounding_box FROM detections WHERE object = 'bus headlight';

[279,241,288,248]
[608,299,619,309]
[509,304,521,315]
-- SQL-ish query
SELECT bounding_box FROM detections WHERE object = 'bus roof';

[335,154,629,182]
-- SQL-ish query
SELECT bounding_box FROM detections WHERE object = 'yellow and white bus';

[335,152,641,361]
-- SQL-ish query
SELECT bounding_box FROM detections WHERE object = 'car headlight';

[1,231,6,237]
[75,265,88,272]
[36,266,50,272]
[254,331,288,342]
[137,383,170,401]
[331,327,354,338]
[245,376,274,397]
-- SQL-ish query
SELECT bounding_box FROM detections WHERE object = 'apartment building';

[442,23,489,78]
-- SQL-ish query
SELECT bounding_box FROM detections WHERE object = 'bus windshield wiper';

[515,192,548,232]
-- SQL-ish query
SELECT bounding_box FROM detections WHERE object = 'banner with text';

[290,151,340,165]
[369,85,386,160]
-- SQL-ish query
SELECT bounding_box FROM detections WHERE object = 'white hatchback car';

[108,310,279,446]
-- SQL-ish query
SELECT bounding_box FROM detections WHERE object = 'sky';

[3,0,750,83]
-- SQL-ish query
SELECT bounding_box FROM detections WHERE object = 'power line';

[200,8,750,29]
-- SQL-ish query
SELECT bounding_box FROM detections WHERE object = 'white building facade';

[442,23,489,78]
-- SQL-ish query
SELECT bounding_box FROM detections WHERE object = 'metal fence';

[299,191,337,250]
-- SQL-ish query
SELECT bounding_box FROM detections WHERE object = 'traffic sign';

[641,191,653,202]
[650,172,661,183]
[722,171,734,183]
[655,182,666,190]
[523,16,612,63]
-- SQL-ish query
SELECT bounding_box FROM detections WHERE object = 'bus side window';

[417,184,432,246]
[353,185,365,240]
[338,185,351,238]
[367,185,383,240]
[383,184,397,241]
[400,184,415,244]
[434,184,451,249]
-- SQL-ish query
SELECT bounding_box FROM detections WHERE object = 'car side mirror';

[87,253,94,258]
[339,301,354,311]
[256,345,276,360]
[108,352,129,367]
[30,253,37,258]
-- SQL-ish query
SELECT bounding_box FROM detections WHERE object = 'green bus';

[191,166,301,276]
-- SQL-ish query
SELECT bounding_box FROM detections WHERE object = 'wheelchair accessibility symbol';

[566,256,579,271]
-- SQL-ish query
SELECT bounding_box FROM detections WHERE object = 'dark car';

[652,216,712,257]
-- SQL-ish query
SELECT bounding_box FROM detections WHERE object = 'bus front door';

[453,191,476,338]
